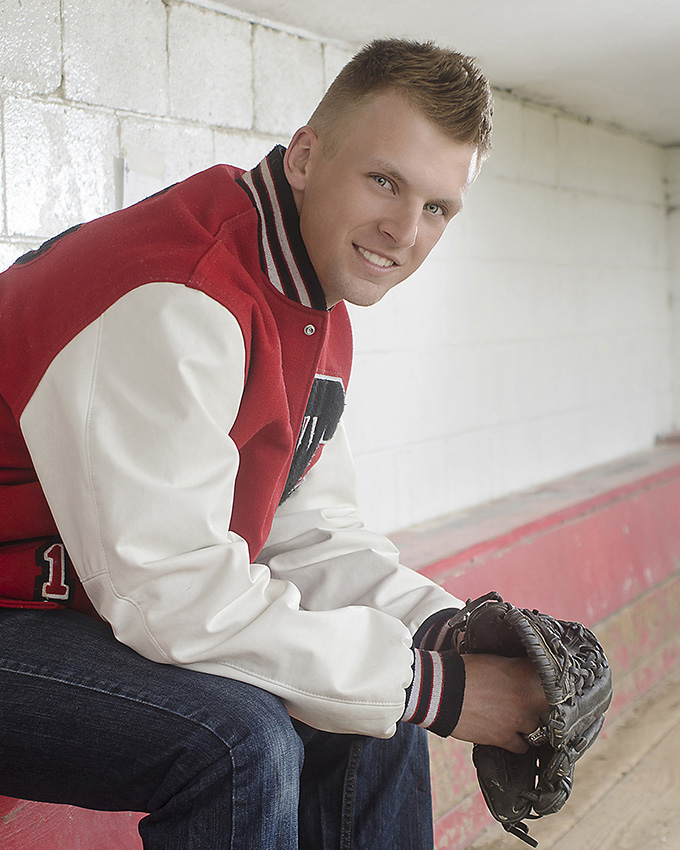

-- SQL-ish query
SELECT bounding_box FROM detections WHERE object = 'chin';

[343,291,388,308]
[345,280,396,307]
[322,273,396,309]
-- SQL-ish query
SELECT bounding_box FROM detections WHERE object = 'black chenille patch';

[280,376,346,503]
[14,224,83,265]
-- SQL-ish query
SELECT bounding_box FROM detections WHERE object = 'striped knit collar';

[237,146,327,312]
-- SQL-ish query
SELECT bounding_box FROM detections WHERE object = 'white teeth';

[357,246,394,268]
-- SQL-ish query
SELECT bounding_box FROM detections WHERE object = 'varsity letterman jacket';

[0,147,465,738]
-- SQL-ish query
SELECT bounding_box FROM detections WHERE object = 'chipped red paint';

[2,447,679,849]
[429,735,477,820]
[0,800,142,849]
[433,791,494,850]
[394,447,680,626]
[409,445,680,850]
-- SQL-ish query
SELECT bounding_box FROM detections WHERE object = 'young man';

[0,40,547,848]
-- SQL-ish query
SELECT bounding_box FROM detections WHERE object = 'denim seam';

[0,665,235,749]
[339,739,363,850]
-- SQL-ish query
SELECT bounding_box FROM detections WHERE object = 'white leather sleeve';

[260,424,463,633]
[20,283,419,737]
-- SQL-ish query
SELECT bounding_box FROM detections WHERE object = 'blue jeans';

[0,608,433,849]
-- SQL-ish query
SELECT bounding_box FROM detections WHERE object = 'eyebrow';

[370,157,463,216]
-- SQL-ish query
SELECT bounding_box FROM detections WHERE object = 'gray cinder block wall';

[0,0,351,267]
[1,0,678,534]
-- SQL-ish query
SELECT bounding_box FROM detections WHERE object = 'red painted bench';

[390,441,680,848]
[3,442,680,849]
[0,797,142,849]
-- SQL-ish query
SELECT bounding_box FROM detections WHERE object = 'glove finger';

[545,714,606,783]
[534,749,574,816]
[550,668,613,745]
[472,744,537,825]
[456,597,526,657]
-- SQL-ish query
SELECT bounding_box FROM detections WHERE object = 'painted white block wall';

[667,148,680,431]
[343,95,674,532]
[63,0,169,115]
[0,0,62,96]
[0,0,350,254]
[0,0,676,537]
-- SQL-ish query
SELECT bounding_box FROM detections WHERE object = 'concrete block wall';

[1,0,677,537]
[667,148,680,429]
[0,0,351,269]
[344,97,677,533]
[2,5,680,848]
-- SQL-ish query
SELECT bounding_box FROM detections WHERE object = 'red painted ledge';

[0,798,142,849]
[2,443,680,849]
[390,442,680,626]
[388,442,680,850]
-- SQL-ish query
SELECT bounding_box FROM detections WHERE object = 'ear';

[284,126,318,192]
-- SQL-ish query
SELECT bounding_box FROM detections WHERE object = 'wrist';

[402,649,466,737]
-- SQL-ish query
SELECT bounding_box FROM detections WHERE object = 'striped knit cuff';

[402,649,466,738]
[413,608,460,652]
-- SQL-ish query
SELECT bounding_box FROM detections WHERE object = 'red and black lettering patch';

[281,374,346,503]
[33,539,75,605]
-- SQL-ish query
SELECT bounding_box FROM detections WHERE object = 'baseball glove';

[449,592,613,847]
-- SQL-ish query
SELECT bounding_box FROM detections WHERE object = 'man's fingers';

[452,654,548,750]
[503,734,530,755]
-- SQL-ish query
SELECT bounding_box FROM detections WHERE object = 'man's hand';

[445,593,613,846]
[450,653,550,753]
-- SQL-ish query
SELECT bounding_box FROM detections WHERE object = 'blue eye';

[424,202,444,216]
[372,175,394,191]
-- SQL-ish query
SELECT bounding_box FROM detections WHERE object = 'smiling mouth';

[355,245,396,269]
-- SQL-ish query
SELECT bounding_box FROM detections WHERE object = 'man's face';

[285,90,479,309]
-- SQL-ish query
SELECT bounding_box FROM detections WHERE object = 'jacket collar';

[237,146,327,311]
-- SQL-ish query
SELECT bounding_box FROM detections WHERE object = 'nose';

[379,203,419,248]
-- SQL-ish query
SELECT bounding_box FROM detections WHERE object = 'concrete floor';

[467,659,680,850]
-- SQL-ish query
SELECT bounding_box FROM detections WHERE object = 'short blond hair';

[309,39,493,159]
